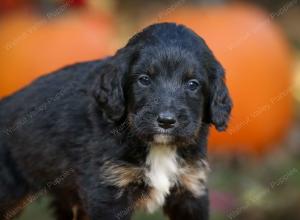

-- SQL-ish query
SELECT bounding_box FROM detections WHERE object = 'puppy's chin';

[152,134,174,145]
[130,125,196,146]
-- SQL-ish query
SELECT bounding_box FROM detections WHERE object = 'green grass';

[15,197,166,220]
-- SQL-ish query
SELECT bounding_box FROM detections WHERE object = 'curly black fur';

[0,23,232,220]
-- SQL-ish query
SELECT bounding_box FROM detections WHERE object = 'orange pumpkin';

[149,4,293,155]
[0,10,116,98]
[0,0,25,11]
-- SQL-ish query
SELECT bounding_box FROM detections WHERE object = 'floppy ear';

[208,61,232,131]
[92,47,136,122]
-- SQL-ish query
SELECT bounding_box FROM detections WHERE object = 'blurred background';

[0,0,300,219]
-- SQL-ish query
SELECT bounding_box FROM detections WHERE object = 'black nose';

[157,112,177,129]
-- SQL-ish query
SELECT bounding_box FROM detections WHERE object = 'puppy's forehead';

[137,46,200,76]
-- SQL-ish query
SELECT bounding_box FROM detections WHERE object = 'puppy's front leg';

[79,183,133,220]
[164,189,209,220]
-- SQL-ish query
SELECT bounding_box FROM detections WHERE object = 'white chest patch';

[145,136,179,213]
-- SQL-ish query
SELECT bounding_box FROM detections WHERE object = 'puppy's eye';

[187,79,200,91]
[138,75,151,86]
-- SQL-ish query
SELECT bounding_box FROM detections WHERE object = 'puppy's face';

[93,23,232,146]
[127,47,208,145]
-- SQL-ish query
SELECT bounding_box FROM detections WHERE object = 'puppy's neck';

[145,135,178,212]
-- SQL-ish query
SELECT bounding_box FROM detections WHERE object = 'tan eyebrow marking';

[186,68,194,77]
[148,65,155,75]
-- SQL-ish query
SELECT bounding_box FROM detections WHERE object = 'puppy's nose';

[157,112,177,129]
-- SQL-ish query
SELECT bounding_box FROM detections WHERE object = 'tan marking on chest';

[101,161,144,187]
[140,156,209,213]
[101,147,209,213]
[179,160,210,197]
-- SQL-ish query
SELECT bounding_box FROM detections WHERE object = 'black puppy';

[0,23,232,220]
